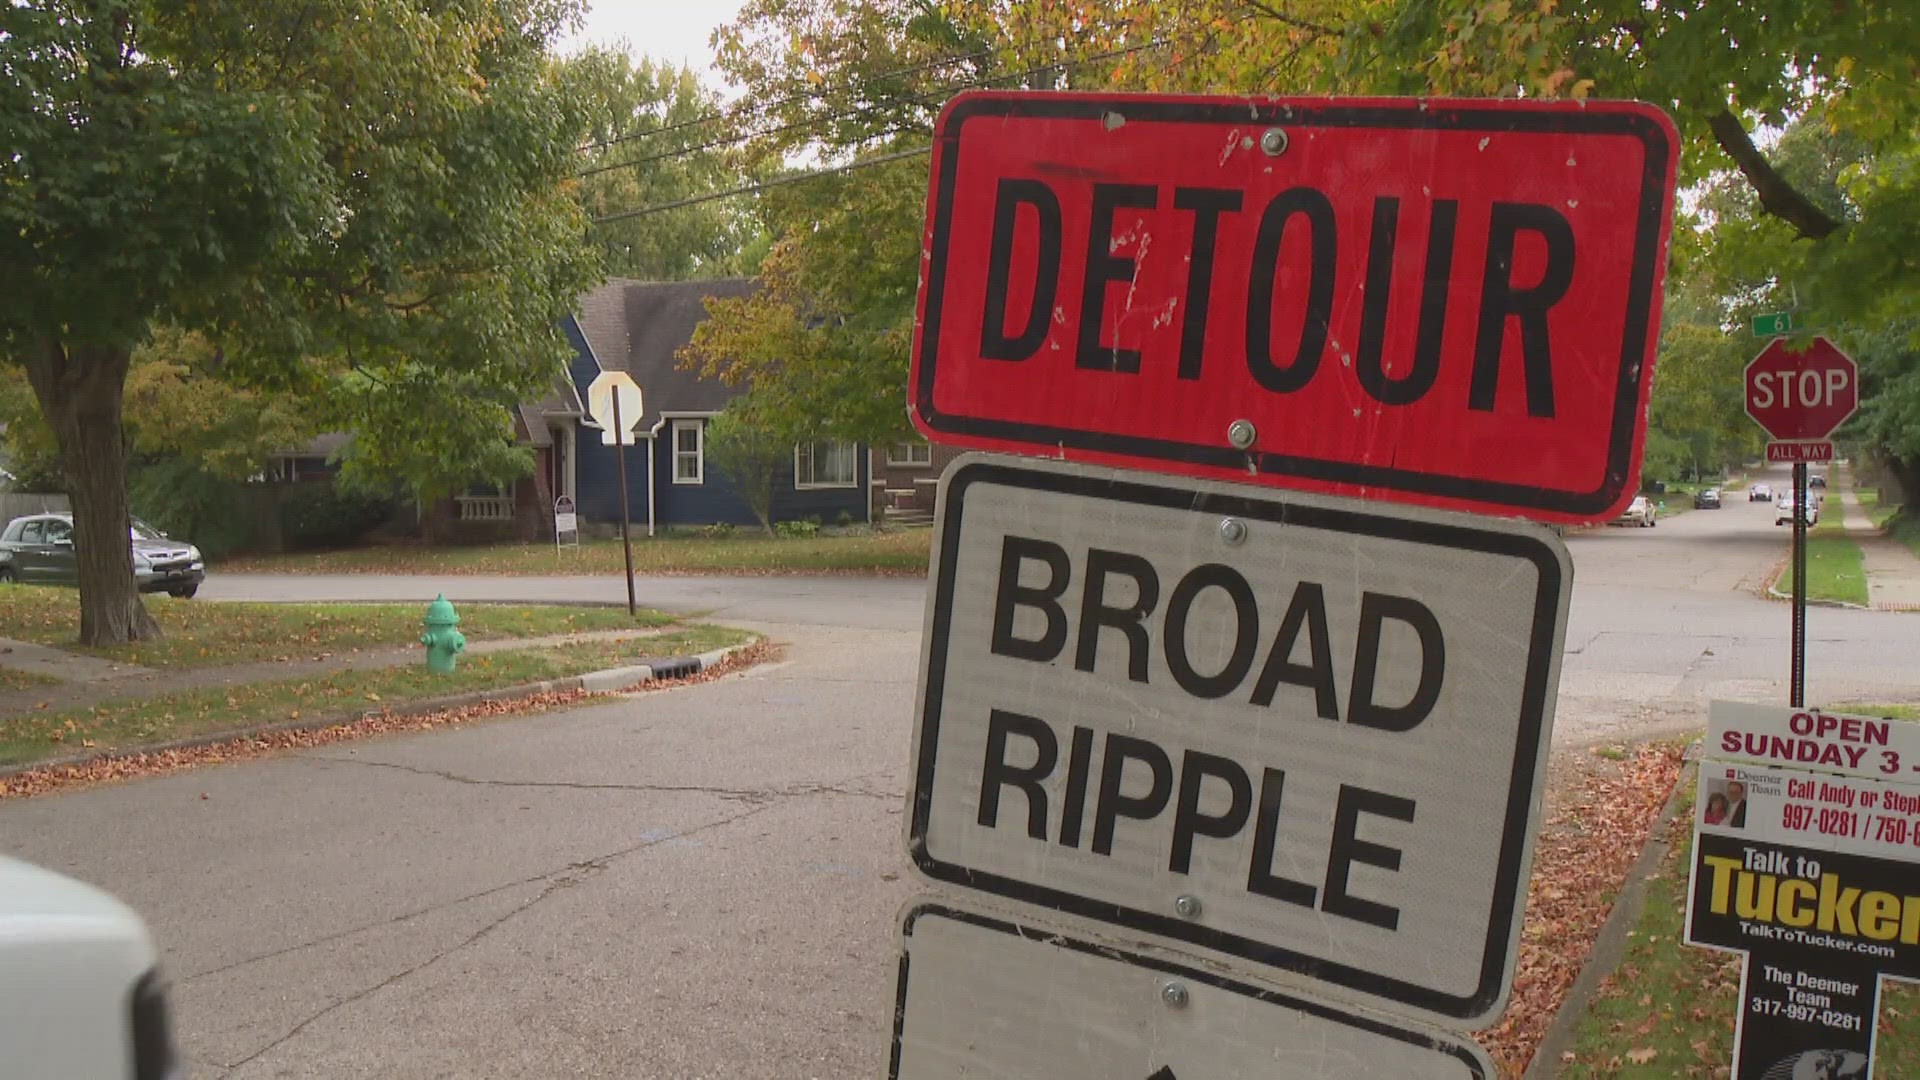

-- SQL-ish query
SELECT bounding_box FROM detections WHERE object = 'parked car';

[1748,482,1772,501]
[1612,495,1657,527]
[1775,496,1819,527]
[0,856,182,1078]
[1809,473,1827,490]
[0,515,204,597]
[1694,488,1723,509]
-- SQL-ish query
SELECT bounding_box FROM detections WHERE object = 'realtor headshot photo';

[1704,776,1749,830]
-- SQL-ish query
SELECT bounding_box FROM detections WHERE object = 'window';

[672,420,704,484]
[886,441,933,467]
[18,521,43,544]
[795,441,859,489]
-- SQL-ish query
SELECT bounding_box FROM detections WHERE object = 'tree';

[688,0,1919,466]
[703,410,791,536]
[0,0,601,643]
[564,46,762,280]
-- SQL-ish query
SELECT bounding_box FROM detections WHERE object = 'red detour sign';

[1745,336,1859,442]
[911,93,1680,523]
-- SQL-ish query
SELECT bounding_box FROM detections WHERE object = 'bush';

[278,485,399,550]
[698,522,738,539]
[774,518,820,539]
[129,458,258,559]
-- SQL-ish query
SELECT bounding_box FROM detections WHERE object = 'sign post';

[1687,702,1920,1078]
[587,371,644,617]
[1744,337,1859,706]
[553,495,578,555]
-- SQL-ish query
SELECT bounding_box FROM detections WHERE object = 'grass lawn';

[0,586,673,668]
[0,669,61,692]
[1773,514,1869,606]
[1857,488,1903,530]
[1563,790,1920,1077]
[1891,510,1920,561]
[0,625,752,768]
[219,530,935,576]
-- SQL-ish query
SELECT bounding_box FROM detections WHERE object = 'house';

[872,438,962,515]
[563,278,872,535]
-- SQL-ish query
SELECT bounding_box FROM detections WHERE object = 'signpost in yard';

[587,371,643,617]
[893,89,1679,1076]
[910,92,1680,524]
[1685,702,1920,1079]
[1744,336,1860,706]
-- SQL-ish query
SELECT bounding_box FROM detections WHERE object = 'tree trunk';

[23,337,162,646]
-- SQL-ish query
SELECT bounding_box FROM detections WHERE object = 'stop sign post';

[1744,335,1858,709]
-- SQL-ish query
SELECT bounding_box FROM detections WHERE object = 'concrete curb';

[0,641,759,783]
[1525,756,1696,1078]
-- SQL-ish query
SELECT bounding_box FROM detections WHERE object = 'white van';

[0,856,181,1078]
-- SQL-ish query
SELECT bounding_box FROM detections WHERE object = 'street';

[3,464,1916,1077]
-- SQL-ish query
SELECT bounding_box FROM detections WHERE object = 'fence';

[0,494,70,525]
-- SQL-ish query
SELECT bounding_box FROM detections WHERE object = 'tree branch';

[1707,109,1843,240]
[1240,1,1339,39]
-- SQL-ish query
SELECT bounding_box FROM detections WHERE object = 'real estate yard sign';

[1687,702,1920,1079]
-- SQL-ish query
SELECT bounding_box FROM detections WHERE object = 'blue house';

[561,278,872,535]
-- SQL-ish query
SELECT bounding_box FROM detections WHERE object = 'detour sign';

[910,93,1679,523]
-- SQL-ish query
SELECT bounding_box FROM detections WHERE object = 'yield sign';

[1744,336,1858,442]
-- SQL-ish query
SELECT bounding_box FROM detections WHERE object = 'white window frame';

[886,441,933,467]
[671,419,704,485]
[794,440,859,490]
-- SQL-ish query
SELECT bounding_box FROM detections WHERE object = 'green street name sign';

[1751,311,1797,337]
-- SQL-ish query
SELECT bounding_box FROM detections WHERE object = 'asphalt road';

[4,462,1914,1077]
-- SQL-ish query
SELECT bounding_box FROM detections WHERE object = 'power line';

[574,46,995,154]
[575,36,1169,181]
[590,146,931,225]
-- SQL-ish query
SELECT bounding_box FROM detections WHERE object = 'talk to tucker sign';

[905,457,1570,1026]
[910,92,1679,524]
[1688,702,1920,1079]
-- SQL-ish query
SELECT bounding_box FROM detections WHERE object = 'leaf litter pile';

[1482,741,1687,1075]
[0,640,777,800]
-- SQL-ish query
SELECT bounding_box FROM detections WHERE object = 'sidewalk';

[0,626,677,717]
[1837,475,1920,611]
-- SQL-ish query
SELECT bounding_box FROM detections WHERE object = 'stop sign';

[1744,336,1858,441]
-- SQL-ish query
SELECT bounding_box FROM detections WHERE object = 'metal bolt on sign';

[1217,519,1247,546]
[1226,419,1257,449]
[1174,894,1204,919]
[1259,127,1288,156]
[1160,982,1191,1009]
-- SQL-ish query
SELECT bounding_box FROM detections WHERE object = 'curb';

[1525,756,1695,1078]
[0,641,758,783]
[1763,583,1872,610]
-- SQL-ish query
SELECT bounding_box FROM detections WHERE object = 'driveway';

[5,470,1917,1076]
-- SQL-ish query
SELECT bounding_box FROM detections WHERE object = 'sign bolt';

[1175,893,1205,918]
[1160,982,1191,1009]
[1227,419,1257,450]
[1260,128,1288,156]
[1217,519,1247,546]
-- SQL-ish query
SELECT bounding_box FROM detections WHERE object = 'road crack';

[211,801,777,1077]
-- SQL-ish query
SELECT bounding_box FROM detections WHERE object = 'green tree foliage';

[702,411,793,536]
[686,0,1916,485]
[0,0,601,643]
[565,46,761,279]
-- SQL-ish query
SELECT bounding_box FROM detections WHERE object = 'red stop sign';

[1745,336,1858,441]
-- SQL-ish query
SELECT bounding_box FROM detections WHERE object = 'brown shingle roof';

[571,277,756,433]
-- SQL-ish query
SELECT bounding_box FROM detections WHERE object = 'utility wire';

[590,146,932,225]
[575,36,1169,180]
[574,46,995,153]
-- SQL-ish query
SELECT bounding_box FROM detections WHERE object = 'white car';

[0,857,180,1078]
[1612,495,1656,527]
[1775,496,1819,527]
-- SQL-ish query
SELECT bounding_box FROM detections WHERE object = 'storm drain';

[639,657,701,681]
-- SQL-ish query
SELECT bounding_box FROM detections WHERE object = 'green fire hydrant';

[421,595,466,674]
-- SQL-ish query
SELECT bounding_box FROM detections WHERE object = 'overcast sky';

[565,0,747,86]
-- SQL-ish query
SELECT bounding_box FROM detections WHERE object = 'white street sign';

[907,455,1570,1026]
[586,370,643,446]
[892,902,1494,1079]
